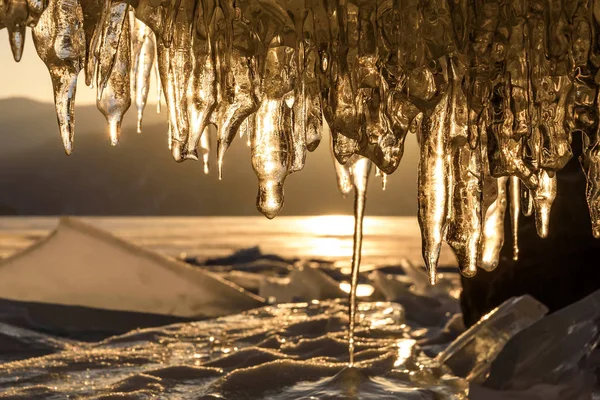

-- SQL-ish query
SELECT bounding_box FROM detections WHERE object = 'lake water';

[0,216,458,268]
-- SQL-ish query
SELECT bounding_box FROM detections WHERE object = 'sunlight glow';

[394,339,416,368]
[297,215,355,237]
[339,282,375,297]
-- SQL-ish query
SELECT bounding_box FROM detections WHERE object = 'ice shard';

[485,289,600,392]
[437,295,548,384]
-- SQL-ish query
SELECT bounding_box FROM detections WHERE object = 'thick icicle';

[185,28,217,160]
[447,144,482,278]
[3,0,28,61]
[418,88,451,285]
[94,1,129,98]
[156,0,194,162]
[445,57,482,278]
[580,91,600,238]
[130,15,156,134]
[347,155,371,366]
[251,45,295,219]
[96,3,131,146]
[215,52,258,179]
[32,0,85,155]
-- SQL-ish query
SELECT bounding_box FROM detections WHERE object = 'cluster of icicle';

[2,0,600,283]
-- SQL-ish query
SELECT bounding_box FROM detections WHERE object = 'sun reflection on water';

[296,215,356,237]
[294,215,391,262]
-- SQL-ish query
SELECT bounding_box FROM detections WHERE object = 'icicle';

[83,0,107,88]
[161,0,182,47]
[581,98,600,238]
[96,3,131,146]
[3,0,28,62]
[374,167,387,190]
[328,121,353,195]
[445,57,482,278]
[487,78,538,191]
[10,0,600,290]
[216,52,258,179]
[184,0,217,160]
[303,52,323,152]
[130,16,156,134]
[509,176,520,260]
[418,88,451,285]
[155,47,162,113]
[26,0,48,25]
[251,97,290,219]
[32,0,85,155]
[251,45,295,219]
[200,126,211,175]
[79,0,103,86]
[185,35,217,159]
[331,129,361,165]
[94,1,129,98]
[479,177,509,272]
[330,2,359,142]
[532,169,557,239]
[447,144,482,278]
[156,0,194,162]
[347,155,372,366]
[521,185,534,217]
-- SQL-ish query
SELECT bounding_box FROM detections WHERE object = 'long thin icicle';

[347,155,371,366]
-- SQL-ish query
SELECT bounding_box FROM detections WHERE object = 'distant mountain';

[0,98,419,216]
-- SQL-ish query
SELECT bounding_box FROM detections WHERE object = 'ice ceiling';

[1,0,599,284]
